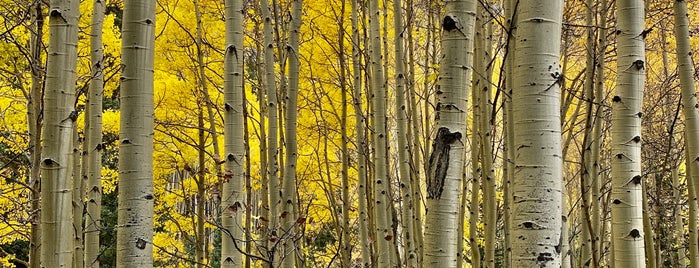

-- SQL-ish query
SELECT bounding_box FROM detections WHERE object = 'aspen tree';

[392,0,417,265]
[474,4,496,266]
[72,125,83,268]
[503,0,517,265]
[674,0,699,211]
[351,0,372,264]
[688,149,699,268]
[339,4,352,263]
[116,0,156,266]
[405,2,425,263]
[610,0,647,266]
[280,0,302,267]
[423,0,475,266]
[221,0,245,265]
[27,2,44,267]
[84,0,105,267]
[580,0,597,265]
[261,0,281,264]
[591,0,608,265]
[510,0,564,266]
[40,0,79,266]
[368,0,395,265]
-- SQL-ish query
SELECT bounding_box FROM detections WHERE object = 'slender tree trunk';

[405,2,424,264]
[671,160,686,267]
[221,0,245,266]
[84,0,105,267]
[674,0,699,216]
[280,0,302,267]
[642,177,656,268]
[392,0,417,266]
[196,109,207,268]
[591,0,608,265]
[116,0,156,266]
[28,2,44,267]
[423,0,475,266]
[580,0,597,265]
[510,0,563,266]
[260,0,281,265]
[469,5,483,267]
[688,149,699,268]
[503,0,517,265]
[339,10,352,265]
[73,123,84,268]
[474,4,496,266]
[610,0,646,266]
[367,0,395,265]
[41,0,79,266]
[351,0,372,264]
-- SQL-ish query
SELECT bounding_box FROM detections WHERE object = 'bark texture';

[116,0,156,266]
[423,0,475,266]
[610,0,646,266]
[510,0,564,266]
[40,0,79,266]
[221,0,245,265]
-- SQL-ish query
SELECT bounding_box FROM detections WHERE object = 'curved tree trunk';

[610,0,646,266]
[510,0,564,266]
[116,0,156,266]
[423,0,475,266]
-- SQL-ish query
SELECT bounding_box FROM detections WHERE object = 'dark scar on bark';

[426,127,462,199]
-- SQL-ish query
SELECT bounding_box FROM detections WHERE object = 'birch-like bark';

[642,178,656,268]
[503,0,517,265]
[116,0,155,266]
[351,0,372,264]
[84,0,105,267]
[72,124,84,268]
[41,0,79,266]
[474,5,496,266]
[260,0,281,264]
[610,0,646,266]
[339,10,352,265]
[221,0,245,265]
[688,151,699,268]
[591,0,608,265]
[280,0,302,266]
[674,0,699,214]
[27,2,44,267]
[392,0,417,265]
[580,0,596,265]
[368,0,395,265]
[510,0,563,266]
[423,0,475,266]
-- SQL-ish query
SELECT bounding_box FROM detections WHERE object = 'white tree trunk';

[280,0,302,267]
[351,0,372,264]
[41,0,79,266]
[610,0,646,266]
[392,0,417,266]
[116,0,156,266]
[84,0,105,267]
[423,0,475,266]
[221,0,245,266]
[510,0,564,266]
[368,0,395,265]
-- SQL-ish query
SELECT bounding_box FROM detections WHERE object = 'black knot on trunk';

[442,16,457,31]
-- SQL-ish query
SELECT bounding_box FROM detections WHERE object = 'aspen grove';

[3,0,699,267]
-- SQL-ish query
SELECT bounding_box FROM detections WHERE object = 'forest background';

[1,0,699,267]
